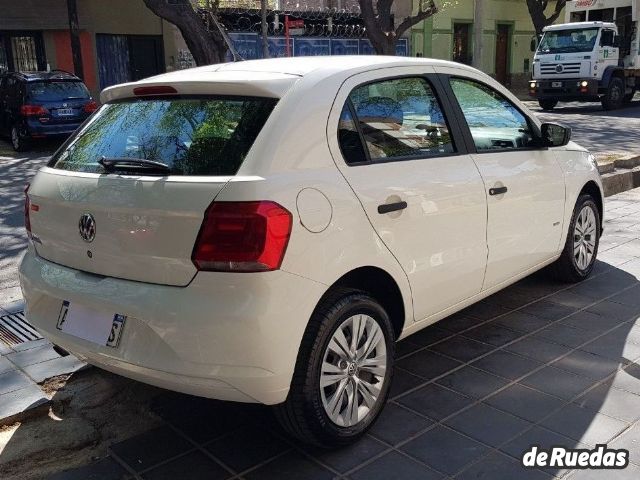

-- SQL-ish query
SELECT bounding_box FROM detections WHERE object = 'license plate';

[56,300,126,348]
[57,108,74,116]
[552,81,563,88]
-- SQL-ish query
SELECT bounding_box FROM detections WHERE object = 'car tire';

[623,90,635,104]
[602,77,625,111]
[550,194,601,283]
[539,99,558,111]
[11,125,29,152]
[275,288,395,447]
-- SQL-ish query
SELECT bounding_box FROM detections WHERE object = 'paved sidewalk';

[34,187,640,480]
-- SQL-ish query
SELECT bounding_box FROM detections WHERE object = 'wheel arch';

[319,266,407,340]
[579,180,603,230]
[602,66,625,87]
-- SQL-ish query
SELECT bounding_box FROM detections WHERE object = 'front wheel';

[551,194,600,283]
[539,99,558,111]
[602,77,625,111]
[275,289,394,447]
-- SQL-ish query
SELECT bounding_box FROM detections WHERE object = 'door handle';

[377,201,408,214]
[489,186,508,196]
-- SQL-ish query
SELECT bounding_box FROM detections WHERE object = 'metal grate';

[0,311,42,347]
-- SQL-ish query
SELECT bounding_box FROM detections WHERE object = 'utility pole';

[66,0,84,79]
[473,0,484,70]
[261,0,270,58]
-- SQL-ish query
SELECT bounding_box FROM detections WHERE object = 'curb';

[602,166,640,197]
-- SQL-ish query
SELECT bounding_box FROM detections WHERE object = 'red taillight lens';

[21,105,49,116]
[133,85,177,96]
[24,184,31,236]
[83,100,98,113]
[192,201,293,272]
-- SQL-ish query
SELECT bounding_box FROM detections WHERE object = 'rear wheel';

[602,77,625,110]
[539,99,558,111]
[275,289,394,447]
[11,125,29,152]
[623,89,636,104]
[551,194,600,283]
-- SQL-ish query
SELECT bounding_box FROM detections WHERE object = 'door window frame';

[336,73,472,167]
[439,74,545,155]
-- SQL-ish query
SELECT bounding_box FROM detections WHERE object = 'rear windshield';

[50,96,278,176]
[27,81,90,102]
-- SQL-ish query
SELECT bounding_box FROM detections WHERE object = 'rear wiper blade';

[99,156,171,173]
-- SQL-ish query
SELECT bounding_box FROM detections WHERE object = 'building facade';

[411,0,564,87]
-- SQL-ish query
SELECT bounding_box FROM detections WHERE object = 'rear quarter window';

[50,96,278,176]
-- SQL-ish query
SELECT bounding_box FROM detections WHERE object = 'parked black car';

[0,70,97,151]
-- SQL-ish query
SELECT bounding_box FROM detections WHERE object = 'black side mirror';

[530,36,538,52]
[600,30,615,47]
[541,123,572,147]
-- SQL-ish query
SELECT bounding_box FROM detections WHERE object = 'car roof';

[6,70,82,82]
[101,56,470,103]
[543,21,616,32]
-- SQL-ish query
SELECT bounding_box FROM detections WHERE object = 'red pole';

[285,15,291,57]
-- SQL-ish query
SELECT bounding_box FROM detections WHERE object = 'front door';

[328,68,488,322]
[495,25,510,85]
[129,36,164,81]
[443,71,566,290]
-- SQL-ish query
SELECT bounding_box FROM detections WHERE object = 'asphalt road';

[524,97,640,160]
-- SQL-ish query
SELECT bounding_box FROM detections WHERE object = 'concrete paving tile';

[532,323,600,348]
[560,309,623,333]
[22,354,86,383]
[307,435,387,473]
[0,356,15,375]
[405,325,452,348]
[348,451,444,480]
[608,285,640,307]
[401,425,489,476]
[141,451,230,480]
[585,300,640,322]
[609,363,640,396]
[569,463,640,479]
[520,366,597,400]
[444,403,532,448]
[109,426,193,473]
[389,368,427,398]
[484,384,565,423]
[611,423,640,461]
[437,314,484,333]
[6,343,59,368]
[396,350,462,381]
[428,336,494,363]
[579,330,640,363]
[244,451,333,480]
[0,384,48,421]
[368,403,433,446]
[458,302,512,321]
[398,383,472,421]
[540,403,628,446]
[573,383,640,423]
[436,366,509,400]
[47,456,129,480]
[472,350,543,380]
[456,451,552,480]
[492,311,552,333]
[546,290,596,309]
[519,301,577,321]
[0,368,33,394]
[501,425,586,461]
[551,351,621,380]
[462,323,525,347]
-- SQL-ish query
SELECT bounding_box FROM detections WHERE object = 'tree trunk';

[143,0,227,66]
[66,0,84,79]
[472,0,484,69]
[261,0,270,58]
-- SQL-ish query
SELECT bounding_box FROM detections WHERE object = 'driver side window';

[450,78,537,152]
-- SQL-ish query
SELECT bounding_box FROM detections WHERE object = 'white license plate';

[57,108,74,116]
[56,300,126,348]
[551,82,563,88]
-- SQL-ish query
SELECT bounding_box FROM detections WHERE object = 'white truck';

[530,0,640,110]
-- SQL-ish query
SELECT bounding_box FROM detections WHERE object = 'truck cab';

[530,0,640,111]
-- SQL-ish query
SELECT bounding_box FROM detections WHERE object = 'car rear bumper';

[18,247,326,404]
[25,119,83,137]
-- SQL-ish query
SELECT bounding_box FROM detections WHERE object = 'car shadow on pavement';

[1,258,640,480]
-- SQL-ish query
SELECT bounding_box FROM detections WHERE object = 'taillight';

[21,105,49,116]
[192,201,293,272]
[83,100,98,113]
[24,184,31,237]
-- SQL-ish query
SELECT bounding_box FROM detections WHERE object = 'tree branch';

[395,0,438,38]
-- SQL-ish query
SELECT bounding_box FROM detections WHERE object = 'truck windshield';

[538,28,599,54]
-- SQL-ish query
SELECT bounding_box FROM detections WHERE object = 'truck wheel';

[623,90,635,104]
[602,77,624,110]
[275,288,394,447]
[539,99,558,111]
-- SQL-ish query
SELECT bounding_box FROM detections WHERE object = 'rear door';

[328,68,488,322]
[437,67,565,290]
[28,94,277,286]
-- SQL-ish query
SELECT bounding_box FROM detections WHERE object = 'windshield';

[27,81,90,102]
[538,28,599,54]
[49,96,277,176]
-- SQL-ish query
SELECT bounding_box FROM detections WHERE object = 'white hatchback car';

[20,56,603,446]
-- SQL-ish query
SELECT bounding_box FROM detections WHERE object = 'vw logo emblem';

[556,64,564,73]
[78,213,96,243]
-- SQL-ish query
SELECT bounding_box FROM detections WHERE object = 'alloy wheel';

[11,127,20,151]
[320,314,387,427]
[573,205,597,271]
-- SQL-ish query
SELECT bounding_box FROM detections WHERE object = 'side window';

[339,77,455,163]
[450,78,536,151]
[338,104,367,165]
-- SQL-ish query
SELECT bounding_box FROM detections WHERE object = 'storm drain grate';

[0,311,42,347]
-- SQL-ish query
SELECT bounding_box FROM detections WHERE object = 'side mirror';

[541,123,572,147]
[530,36,538,52]
[600,30,615,47]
